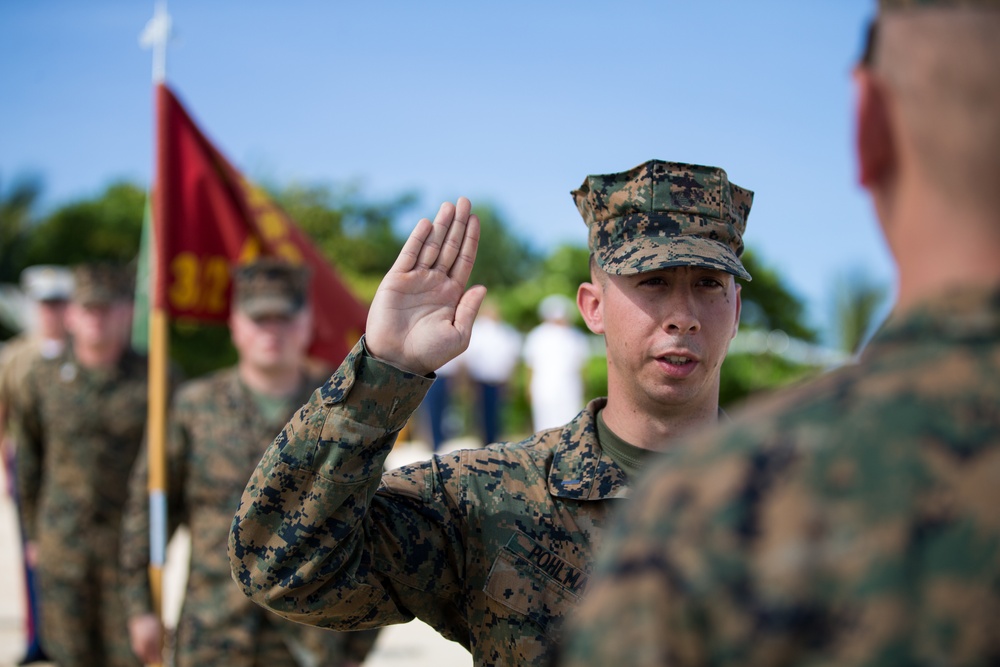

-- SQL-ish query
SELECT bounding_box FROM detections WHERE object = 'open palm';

[365,197,487,376]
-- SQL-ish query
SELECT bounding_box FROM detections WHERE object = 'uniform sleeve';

[229,338,471,636]
[119,392,191,619]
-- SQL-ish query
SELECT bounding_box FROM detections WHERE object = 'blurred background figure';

[523,294,591,431]
[464,298,522,445]
[0,264,72,666]
[0,266,74,470]
[417,354,465,453]
[15,262,149,667]
[121,259,379,667]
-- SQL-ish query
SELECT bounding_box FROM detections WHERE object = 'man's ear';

[854,67,896,189]
[577,281,605,335]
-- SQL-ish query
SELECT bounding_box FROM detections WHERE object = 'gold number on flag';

[168,252,231,314]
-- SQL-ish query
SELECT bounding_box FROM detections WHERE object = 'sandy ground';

[0,438,473,667]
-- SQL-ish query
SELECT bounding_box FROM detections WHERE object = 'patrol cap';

[572,159,753,280]
[21,265,73,303]
[232,259,309,319]
[72,263,134,306]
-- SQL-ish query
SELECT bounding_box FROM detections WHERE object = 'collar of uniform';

[868,284,1000,353]
[547,397,631,501]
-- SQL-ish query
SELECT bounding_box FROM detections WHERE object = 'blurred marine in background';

[121,259,379,667]
[0,265,72,665]
[14,263,150,667]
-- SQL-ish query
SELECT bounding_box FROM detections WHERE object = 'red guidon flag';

[153,83,366,366]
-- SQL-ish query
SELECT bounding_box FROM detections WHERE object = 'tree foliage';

[22,181,146,269]
[832,268,890,354]
[0,174,44,284]
[6,177,826,417]
[738,249,818,342]
[467,203,541,292]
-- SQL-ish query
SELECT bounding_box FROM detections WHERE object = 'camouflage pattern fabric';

[71,261,134,306]
[559,286,1000,666]
[0,334,59,663]
[121,367,378,667]
[0,335,43,445]
[571,159,753,280]
[16,347,151,667]
[231,259,310,318]
[230,338,630,666]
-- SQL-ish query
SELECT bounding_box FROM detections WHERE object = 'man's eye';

[639,277,666,286]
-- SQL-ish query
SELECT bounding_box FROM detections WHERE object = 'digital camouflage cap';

[232,259,309,318]
[72,263,134,306]
[572,159,753,280]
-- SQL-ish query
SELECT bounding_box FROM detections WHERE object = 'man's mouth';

[663,355,692,366]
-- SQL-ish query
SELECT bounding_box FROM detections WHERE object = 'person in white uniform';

[522,294,592,432]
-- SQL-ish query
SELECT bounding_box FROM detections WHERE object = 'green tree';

[467,203,541,292]
[832,268,890,355]
[272,182,418,301]
[0,173,43,284]
[738,249,818,343]
[23,181,145,267]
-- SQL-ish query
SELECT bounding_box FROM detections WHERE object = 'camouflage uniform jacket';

[0,335,64,446]
[121,367,378,665]
[230,338,630,666]
[560,286,1000,667]
[16,346,150,549]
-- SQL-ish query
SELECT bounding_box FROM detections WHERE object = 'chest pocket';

[483,531,589,640]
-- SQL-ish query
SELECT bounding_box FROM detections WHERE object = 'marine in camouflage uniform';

[559,2,1000,665]
[121,260,378,667]
[15,263,149,667]
[0,266,73,456]
[0,265,72,665]
[230,165,754,665]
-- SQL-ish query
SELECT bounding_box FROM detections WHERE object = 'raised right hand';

[365,197,487,376]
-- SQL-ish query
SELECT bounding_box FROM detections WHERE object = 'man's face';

[579,265,741,418]
[66,301,132,351]
[230,308,312,374]
[36,300,68,340]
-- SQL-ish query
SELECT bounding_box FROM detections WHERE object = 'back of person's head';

[869,1,1000,212]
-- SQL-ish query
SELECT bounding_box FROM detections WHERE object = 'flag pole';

[140,3,172,664]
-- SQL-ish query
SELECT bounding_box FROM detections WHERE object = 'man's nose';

[662,291,700,334]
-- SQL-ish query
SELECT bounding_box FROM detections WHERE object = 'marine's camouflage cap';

[72,263,134,306]
[232,259,309,318]
[572,159,753,280]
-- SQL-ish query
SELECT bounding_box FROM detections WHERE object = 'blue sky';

[0,1,892,338]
